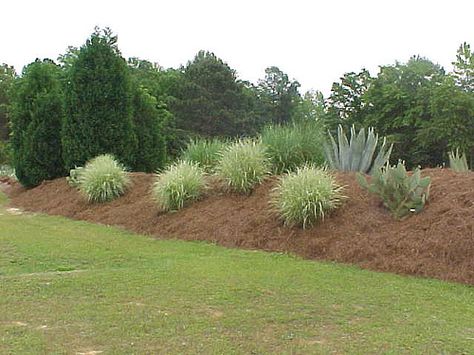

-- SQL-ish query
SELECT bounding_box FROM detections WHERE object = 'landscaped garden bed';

[3,167,473,285]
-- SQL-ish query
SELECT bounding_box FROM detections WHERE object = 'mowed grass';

[0,192,473,354]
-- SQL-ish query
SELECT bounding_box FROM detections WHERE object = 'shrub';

[181,138,227,173]
[152,160,206,211]
[448,149,469,172]
[9,60,65,187]
[271,166,345,228]
[66,166,84,188]
[324,124,392,174]
[261,120,326,173]
[357,162,431,219]
[62,28,137,170]
[216,139,270,193]
[79,154,130,203]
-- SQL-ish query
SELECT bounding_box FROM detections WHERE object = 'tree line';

[0,27,472,187]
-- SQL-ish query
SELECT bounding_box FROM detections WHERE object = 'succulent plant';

[324,125,392,174]
[357,161,431,219]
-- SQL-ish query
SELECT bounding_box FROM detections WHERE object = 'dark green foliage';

[0,140,12,165]
[62,28,137,170]
[357,162,431,219]
[0,64,16,141]
[10,59,65,187]
[418,76,474,168]
[363,57,446,168]
[130,86,167,172]
[325,69,371,132]
[170,50,257,138]
[256,66,301,126]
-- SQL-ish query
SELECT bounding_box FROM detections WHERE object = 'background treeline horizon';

[0,27,473,187]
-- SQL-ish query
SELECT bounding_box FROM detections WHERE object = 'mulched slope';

[5,169,474,285]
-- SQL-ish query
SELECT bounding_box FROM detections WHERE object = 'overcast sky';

[2,0,473,95]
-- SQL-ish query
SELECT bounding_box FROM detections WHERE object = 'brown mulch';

[4,168,474,285]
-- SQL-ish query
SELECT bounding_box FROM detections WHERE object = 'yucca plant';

[216,139,270,193]
[357,161,431,219]
[324,124,392,174]
[271,165,346,228]
[152,160,206,211]
[181,138,227,173]
[261,120,326,174]
[79,154,130,203]
[448,149,469,172]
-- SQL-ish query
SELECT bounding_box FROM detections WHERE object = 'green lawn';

[1,192,473,354]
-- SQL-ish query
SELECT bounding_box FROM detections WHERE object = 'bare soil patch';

[5,169,474,285]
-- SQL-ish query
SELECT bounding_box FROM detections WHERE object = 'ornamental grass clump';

[216,139,270,193]
[152,160,206,211]
[181,138,227,173]
[261,120,326,174]
[79,154,130,203]
[271,165,346,229]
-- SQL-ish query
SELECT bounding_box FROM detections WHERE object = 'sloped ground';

[4,168,474,285]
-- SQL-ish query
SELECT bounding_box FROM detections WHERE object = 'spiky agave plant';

[324,125,392,174]
[448,148,469,172]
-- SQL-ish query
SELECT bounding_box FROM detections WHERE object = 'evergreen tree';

[62,27,136,169]
[0,64,16,141]
[171,51,255,138]
[10,59,65,187]
[256,66,301,126]
[130,85,167,172]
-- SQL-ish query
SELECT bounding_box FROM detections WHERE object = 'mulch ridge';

[4,168,474,285]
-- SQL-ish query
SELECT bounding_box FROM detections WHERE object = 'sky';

[1,0,473,95]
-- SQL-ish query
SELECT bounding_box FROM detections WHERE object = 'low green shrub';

[261,120,326,173]
[357,162,431,219]
[216,139,270,193]
[152,160,206,211]
[181,138,227,172]
[270,165,346,228]
[324,125,392,174]
[79,154,130,203]
[448,149,469,172]
[66,166,84,188]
